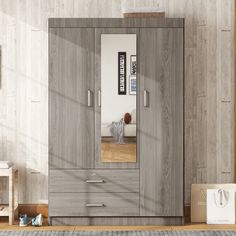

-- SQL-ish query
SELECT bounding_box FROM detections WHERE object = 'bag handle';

[214,189,230,208]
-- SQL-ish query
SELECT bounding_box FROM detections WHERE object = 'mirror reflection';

[101,34,137,163]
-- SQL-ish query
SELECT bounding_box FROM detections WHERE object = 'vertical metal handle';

[144,90,149,107]
[87,90,92,107]
[98,90,101,107]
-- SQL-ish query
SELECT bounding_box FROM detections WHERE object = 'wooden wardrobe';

[48,18,184,226]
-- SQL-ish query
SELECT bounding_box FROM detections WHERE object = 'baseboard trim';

[50,217,184,226]
[184,205,191,223]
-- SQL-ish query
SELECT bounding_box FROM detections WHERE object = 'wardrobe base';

[50,217,184,226]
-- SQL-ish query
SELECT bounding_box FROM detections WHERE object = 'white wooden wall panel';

[0,0,234,204]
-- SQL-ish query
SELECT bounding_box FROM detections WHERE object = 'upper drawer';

[49,169,139,193]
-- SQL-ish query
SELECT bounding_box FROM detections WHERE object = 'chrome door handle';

[86,203,105,207]
[98,90,101,107]
[85,179,105,183]
[87,90,93,107]
[144,90,149,107]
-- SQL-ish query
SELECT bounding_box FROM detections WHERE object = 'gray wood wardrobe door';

[49,28,95,169]
[139,28,183,216]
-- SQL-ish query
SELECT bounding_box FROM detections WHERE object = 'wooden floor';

[1,223,236,231]
[101,138,136,162]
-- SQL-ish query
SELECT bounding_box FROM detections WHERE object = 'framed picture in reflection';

[118,52,126,95]
[129,76,136,95]
[130,55,136,75]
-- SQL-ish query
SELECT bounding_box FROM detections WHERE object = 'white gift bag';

[207,189,235,224]
[191,184,236,223]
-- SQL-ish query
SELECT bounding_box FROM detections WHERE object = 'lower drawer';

[49,192,139,216]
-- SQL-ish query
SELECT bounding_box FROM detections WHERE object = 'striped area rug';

[0,231,236,236]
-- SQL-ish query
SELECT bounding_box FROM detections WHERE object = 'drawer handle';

[86,203,105,207]
[86,179,105,183]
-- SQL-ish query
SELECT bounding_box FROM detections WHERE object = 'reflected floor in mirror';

[101,138,136,163]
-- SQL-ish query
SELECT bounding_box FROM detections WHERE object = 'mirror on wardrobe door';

[101,34,137,163]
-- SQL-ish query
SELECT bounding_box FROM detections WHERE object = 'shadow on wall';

[0,0,163,205]
[0,0,234,206]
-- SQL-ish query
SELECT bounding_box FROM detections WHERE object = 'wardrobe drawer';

[49,192,139,216]
[50,169,139,193]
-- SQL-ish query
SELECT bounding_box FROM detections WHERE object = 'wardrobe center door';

[139,28,183,216]
[95,28,139,169]
[49,28,95,169]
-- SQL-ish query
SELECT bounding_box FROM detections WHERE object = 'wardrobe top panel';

[48,18,184,28]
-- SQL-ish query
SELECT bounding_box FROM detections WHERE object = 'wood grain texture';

[101,139,136,163]
[123,13,165,18]
[181,0,235,204]
[206,0,218,184]
[18,204,48,218]
[49,27,95,169]
[8,168,14,225]
[0,167,18,224]
[50,217,183,226]
[48,22,184,219]
[0,0,234,205]
[139,28,183,217]
[48,18,184,28]
[49,169,139,193]
[49,192,139,217]
[235,0,236,183]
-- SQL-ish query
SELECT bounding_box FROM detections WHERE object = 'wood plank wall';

[235,0,236,183]
[0,0,234,205]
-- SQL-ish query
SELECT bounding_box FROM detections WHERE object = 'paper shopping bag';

[207,189,235,224]
[191,184,236,223]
